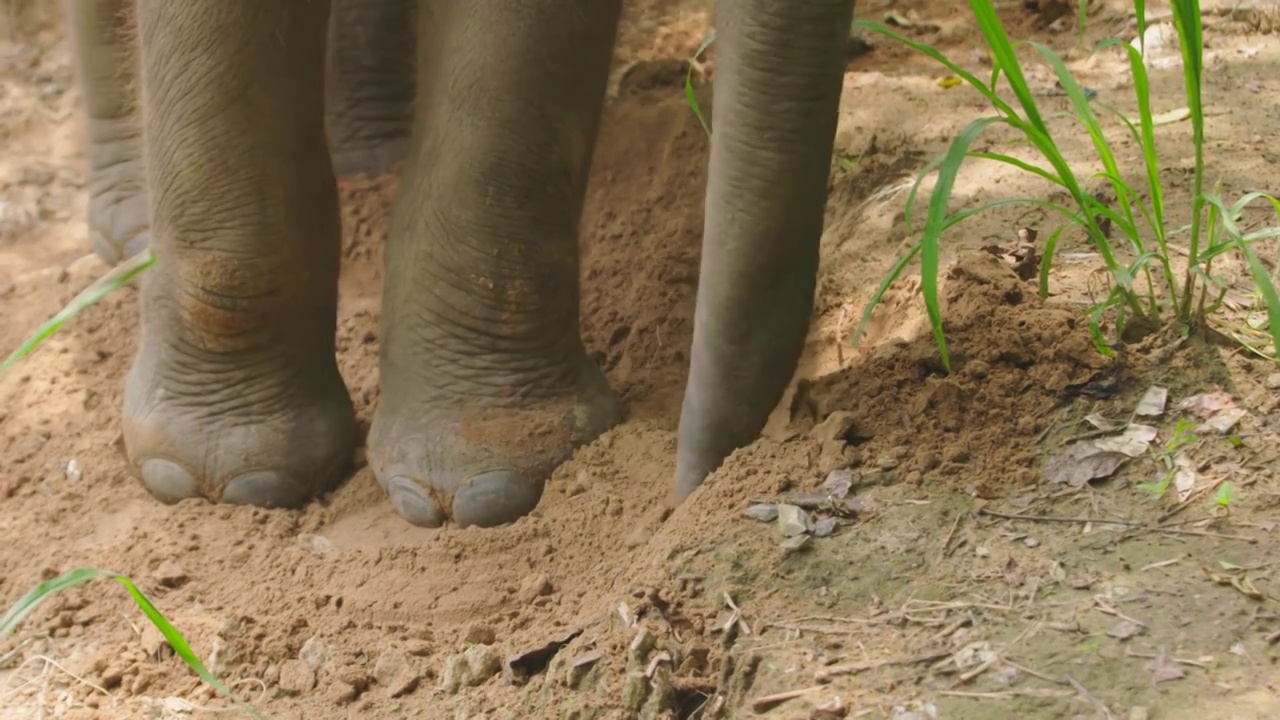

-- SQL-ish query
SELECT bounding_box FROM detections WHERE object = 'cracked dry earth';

[3,0,1280,718]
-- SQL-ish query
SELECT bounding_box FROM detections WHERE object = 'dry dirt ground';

[3,1,1280,718]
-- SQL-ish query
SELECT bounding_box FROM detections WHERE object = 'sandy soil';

[3,1,1280,718]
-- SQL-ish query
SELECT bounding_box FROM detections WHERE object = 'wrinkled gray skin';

[67,0,854,528]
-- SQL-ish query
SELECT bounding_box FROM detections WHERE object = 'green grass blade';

[967,151,1067,189]
[968,1,1050,134]
[856,20,1018,118]
[852,240,923,348]
[3,568,269,719]
[943,197,1084,234]
[1039,226,1066,299]
[683,33,716,136]
[918,116,1007,370]
[1,568,109,634]
[1,248,155,376]
[1172,0,1206,316]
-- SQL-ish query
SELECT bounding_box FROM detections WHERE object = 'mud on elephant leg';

[368,0,624,528]
[66,0,149,265]
[674,0,855,499]
[122,0,357,508]
[326,0,417,179]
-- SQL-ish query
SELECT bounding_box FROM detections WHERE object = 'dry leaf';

[1134,386,1168,417]
[1172,453,1197,503]
[1177,390,1235,418]
[1107,619,1145,640]
[1146,647,1185,684]
[1092,424,1158,456]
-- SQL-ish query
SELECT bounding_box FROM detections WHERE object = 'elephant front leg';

[122,1,357,507]
[367,0,624,528]
[66,0,149,265]
[674,0,856,499]
[326,0,417,178]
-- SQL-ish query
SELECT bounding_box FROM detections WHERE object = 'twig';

[940,512,963,559]
[1122,647,1213,668]
[815,650,953,682]
[750,685,824,712]
[1064,674,1114,720]
[1266,629,1280,645]
[1156,528,1257,543]
[1092,597,1147,630]
[952,622,1041,687]
[1003,659,1067,686]
[939,689,1076,700]
[978,509,1142,526]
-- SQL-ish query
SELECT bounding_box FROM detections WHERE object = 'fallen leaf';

[1177,390,1235,419]
[1084,413,1124,431]
[937,76,963,88]
[953,642,995,669]
[1135,386,1168,417]
[1107,619,1145,640]
[1092,424,1158,456]
[1258,519,1277,533]
[1003,556,1024,587]
[1043,442,1129,487]
[776,504,810,537]
[1199,407,1246,434]
[1146,647,1185,684]
[1172,453,1197,502]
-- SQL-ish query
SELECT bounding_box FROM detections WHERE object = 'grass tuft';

[848,0,1280,368]
[3,568,269,719]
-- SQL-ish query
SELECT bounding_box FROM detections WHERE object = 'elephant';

[65,0,855,528]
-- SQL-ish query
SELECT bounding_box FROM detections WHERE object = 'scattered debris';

[1107,619,1145,641]
[1043,424,1156,487]
[153,561,188,589]
[442,644,502,694]
[1134,385,1168,416]
[776,504,810,537]
[743,503,778,522]
[981,238,1040,281]
[1177,390,1247,433]
[503,629,583,686]
[1145,647,1186,685]
[750,685,823,713]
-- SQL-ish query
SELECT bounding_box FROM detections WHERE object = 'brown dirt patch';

[3,1,1280,718]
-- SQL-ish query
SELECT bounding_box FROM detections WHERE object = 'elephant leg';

[326,0,417,178]
[368,0,623,528]
[66,0,149,264]
[674,0,855,499]
[122,0,357,508]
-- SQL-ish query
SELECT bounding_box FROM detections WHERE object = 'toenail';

[387,477,447,528]
[122,231,150,262]
[222,471,305,509]
[139,458,199,503]
[452,470,544,529]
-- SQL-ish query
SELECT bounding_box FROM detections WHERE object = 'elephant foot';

[121,341,359,508]
[87,176,150,265]
[330,135,409,180]
[368,362,621,529]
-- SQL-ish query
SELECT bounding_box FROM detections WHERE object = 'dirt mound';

[5,1,1280,718]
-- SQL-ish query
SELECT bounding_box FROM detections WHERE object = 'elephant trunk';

[675,0,855,499]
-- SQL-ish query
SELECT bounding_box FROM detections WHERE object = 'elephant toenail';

[122,231,151,262]
[222,471,305,509]
[451,470,544,529]
[387,476,446,528]
[139,458,199,503]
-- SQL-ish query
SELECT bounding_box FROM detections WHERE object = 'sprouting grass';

[846,0,1280,369]
[2,567,269,719]
[682,2,1280,370]
[0,248,154,376]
